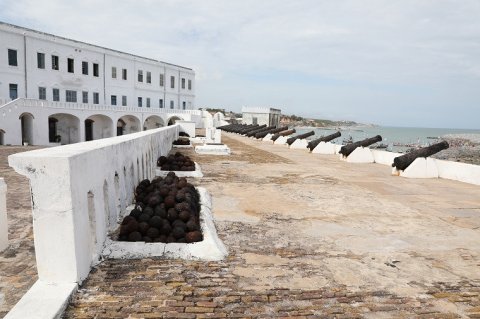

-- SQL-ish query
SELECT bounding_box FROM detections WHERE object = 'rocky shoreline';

[432,134,480,165]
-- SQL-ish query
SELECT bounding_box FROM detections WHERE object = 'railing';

[0,98,202,116]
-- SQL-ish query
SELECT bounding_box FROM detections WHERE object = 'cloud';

[1,0,480,128]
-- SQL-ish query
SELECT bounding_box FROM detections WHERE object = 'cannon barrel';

[239,124,266,135]
[392,141,449,171]
[286,131,315,146]
[307,131,341,151]
[255,126,289,139]
[339,135,382,157]
[246,126,276,137]
[234,124,258,134]
[271,129,296,141]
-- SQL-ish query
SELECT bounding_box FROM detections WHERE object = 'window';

[138,97,142,107]
[122,68,127,80]
[170,100,174,109]
[38,87,46,100]
[8,49,17,66]
[122,95,127,106]
[93,63,99,77]
[111,95,117,106]
[67,58,74,73]
[159,74,164,87]
[138,70,143,82]
[181,78,185,89]
[93,92,99,104]
[182,101,186,110]
[146,71,151,83]
[159,99,163,108]
[9,84,18,100]
[188,79,192,90]
[82,61,88,75]
[82,91,88,104]
[51,55,59,70]
[112,67,117,79]
[37,53,45,69]
[170,76,175,88]
[52,88,60,101]
[66,90,77,102]
[146,97,150,108]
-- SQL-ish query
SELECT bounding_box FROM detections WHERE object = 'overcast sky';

[1,0,479,129]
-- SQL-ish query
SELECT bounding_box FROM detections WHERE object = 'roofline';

[0,21,194,71]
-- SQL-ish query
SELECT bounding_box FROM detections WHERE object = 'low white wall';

[371,150,402,166]
[177,120,196,137]
[0,178,7,252]
[8,125,179,284]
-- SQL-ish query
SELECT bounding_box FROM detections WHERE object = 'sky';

[1,0,479,129]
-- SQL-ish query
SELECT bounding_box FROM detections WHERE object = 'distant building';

[241,107,281,127]
[0,22,197,145]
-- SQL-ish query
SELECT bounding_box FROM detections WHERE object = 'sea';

[294,126,480,152]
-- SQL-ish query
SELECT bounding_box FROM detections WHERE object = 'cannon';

[255,126,289,139]
[271,129,296,142]
[307,131,341,151]
[246,126,276,137]
[339,135,382,157]
[286,131,315,146]
[392,141,449,171]
[239,124,266,135]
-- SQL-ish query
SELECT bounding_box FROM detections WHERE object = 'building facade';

[0,22,198,145]
[242,107,281,127]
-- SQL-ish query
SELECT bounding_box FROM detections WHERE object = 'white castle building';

[0,22,201,146]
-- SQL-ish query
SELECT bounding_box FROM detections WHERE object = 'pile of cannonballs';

[157,152,195,171]
[118,172,203,243]
[179,132,190,137]
[172,138,190,145]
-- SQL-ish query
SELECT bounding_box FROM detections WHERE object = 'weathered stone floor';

[64,133,480,318]
[0,146,39,318]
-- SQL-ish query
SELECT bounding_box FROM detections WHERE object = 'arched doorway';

[0,129,5,145]
[48,113,80,144]
[85,115,113,141]
[19,113,34,145]
[144,115,165,130]
[116,115,141,136]
[167,116,183,126]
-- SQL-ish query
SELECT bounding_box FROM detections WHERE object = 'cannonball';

[175,192,186,202]
[129,208,142,219]
[128,231,142,242]
[149,216,163,228]
[186,220,199,232]
[167,171,176,177]
[138,213,150,223]
[167,208,178,222]
[146,227,160,239]
[171,226,185,239]
[139,179,150,187]
[154,235,167,243]
[164,196,176,208]
[159,187,169,197]
[154,206,167,218]
[179,210,191,222]
[138,222,150,235]
[119,224,129,235]
[185,231,203,243]
[135,202,145,211]
[160,222,172,235]
[177,238,186,243]
[172,220,186,230]
[122,215,135,225]
[125,220,139,233]
[143,206,154,216]
[118,234,128,241]
[148,196,161,207]
[166,235,176,243]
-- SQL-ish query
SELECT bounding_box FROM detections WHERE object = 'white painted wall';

[9,125,179,284]
[0,178,7,252]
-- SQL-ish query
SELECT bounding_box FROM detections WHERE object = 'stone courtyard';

[1,133,480,318]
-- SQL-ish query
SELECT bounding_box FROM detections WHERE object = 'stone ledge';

[4,280,77,319]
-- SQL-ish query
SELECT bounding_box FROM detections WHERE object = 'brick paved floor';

[60,134,480,318]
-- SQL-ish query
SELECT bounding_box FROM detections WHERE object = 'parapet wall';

[8,125,179,284]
